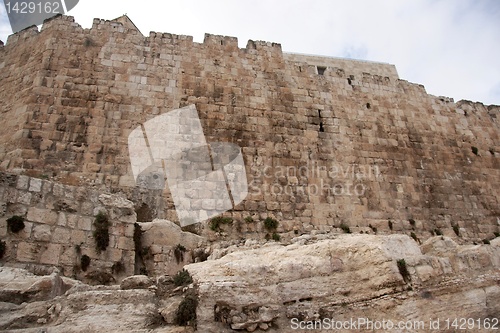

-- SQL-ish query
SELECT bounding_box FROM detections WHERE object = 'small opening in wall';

[317,66,326,75]
[318,110,325,132]
[347,78,352,85]
[366,103,371,109]
[220,40,224,45]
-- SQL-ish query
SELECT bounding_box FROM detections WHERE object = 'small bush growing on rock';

[434,228,443,236]
[93,212,110,253]
[339,223,351,234]
[175,293,198,327]
[409,219,416,227]
[494,232,500,238]
[410,232,419,243]
[80,255,91,272]
[173,269,193,286]
[209,216,232,232]
[483,239,491,245]
[112,261,125,274]
[174,244,187,264]
[263,217,279,231]
[272,232,281,241]
[244,216,254,223]
[452,224,460,237]
[7,216,25,233]
[397,259,411,283]
[471,146,479,155]
[0,240,6,259]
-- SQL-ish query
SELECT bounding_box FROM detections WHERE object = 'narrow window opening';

[347,78,352,85]
[220,40,224,45]
[318,110,324,132]
[366,103,371,109]
[317,66,326,75]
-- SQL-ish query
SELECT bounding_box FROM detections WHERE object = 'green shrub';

[0,240,6,259]
[494,232,500,238]
[80,255,91,272]
[434,228,443,236]
[175,293,198,326]
[263,217,279,231]
[452,224,460,237]
[410,232,419,243]
[409,219,416,227]
[244,216,254,223]
[112,261,125,274]
[397,259,411,283]
[173,269,193,286]
[272,232,281,241]
[471,146,479,155]
[339,223,351,234]
[209,216,233,232]
[174,244,187,264]
[483,239,491,245]
[93,212,110,253]
[7,216,25,233]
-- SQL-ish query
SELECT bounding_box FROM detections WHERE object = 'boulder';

[120,275,154,290]
[141,219,205,249]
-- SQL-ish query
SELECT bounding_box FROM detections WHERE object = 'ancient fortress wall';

[0,15,499,275]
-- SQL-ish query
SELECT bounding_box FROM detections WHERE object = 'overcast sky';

[1,0,499,105]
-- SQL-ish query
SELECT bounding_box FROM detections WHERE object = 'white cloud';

[0,0,498,104]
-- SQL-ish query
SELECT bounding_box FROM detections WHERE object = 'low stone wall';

[0,172,136,282]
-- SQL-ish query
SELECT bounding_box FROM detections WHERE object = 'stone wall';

[0,172,136,282]
[0,15,499,245]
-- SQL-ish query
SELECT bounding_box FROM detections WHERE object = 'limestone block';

[120,275,154,290]
[17,192,32,205]
[27,207,58,225]
[29,178,42,192]
[16,175,29,190]
[77,216,93,231]
[17,242,40,262]
[33,224,51,242]
[40,243,62,265]
[52,227,71,244]
[117,236,134,251]
[71,229,88,245]
[141,219,205,250]
[159,295,183,324]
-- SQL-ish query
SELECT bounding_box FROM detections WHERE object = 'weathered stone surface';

[120,275,154,290]
[0,267,194,333]
[141,219,205,249]
[0,267,74,304]
[186,234,500,332]
[159,295,184,324]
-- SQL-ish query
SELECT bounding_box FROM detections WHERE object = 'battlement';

[4,14,393,74]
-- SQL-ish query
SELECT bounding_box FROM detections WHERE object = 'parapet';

[284,52,399,81]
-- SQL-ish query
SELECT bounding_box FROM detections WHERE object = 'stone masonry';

[0,15,499,276]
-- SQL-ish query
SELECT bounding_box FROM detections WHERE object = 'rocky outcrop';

[140,219,207,276]
[0,267,194,333]
[186,234,500,332]
[1,234,499,332]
